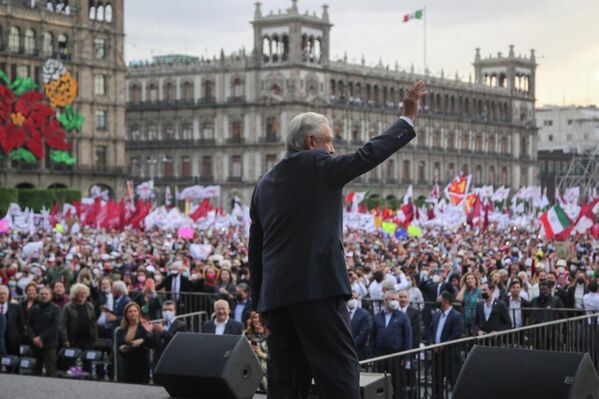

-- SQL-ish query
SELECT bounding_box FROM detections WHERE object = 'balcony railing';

[226,137,246,144]
[259,135,280,143]
[227,96,246,104]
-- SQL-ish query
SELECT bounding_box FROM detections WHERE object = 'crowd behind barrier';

[0,223,598,393]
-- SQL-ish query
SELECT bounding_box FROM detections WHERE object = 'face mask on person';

[236,293,245,302]
[162,310,175,322]
[137,275,146,283]
[206,272,216,280]
[432,275,441,284]
[577,277,585,285]
[347,299,358,309]
[481,292,489,300]
[182,271,190,279]
[8,280,16,287]
[539,291,550,300]
[388,300,400,311]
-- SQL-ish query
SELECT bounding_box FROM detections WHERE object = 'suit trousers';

[34,347,57,377]
[265,296,360,399]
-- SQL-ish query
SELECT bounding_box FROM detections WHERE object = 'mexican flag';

[403,9,424,22]
[539,203,571,239]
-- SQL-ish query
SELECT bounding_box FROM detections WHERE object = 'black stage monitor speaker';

[154,333,264,399]
[309,372,392,399]
[453,346,599,399]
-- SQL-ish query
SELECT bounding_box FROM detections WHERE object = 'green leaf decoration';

[58,105,85,133]
[9,148,38,163]
[50,150,76,165]
[0,70,9,86]
[10,77,37,96]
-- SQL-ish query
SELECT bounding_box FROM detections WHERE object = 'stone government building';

[125,1,538,206]
[0,0,126,198]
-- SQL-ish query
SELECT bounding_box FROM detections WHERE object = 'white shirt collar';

[215,318,229,327]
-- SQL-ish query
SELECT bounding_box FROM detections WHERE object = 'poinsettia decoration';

[0,59,84,165]
[0,82,70,161]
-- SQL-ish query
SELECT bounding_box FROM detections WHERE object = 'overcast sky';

[125,0,599,107]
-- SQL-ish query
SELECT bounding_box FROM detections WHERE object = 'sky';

[124,0,599,107]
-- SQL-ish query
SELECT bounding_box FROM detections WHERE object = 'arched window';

[181,123,193,140]
[130,158,141,177]
[8,27,21,53]
[163,81,175,102]
[41,32,53,57]
[24,29,35,55]
[89,3,96,19]
[265,116,278,140]
[203,80,214,100]
[105,4,113,22]
[57,33,68,60]
[163,156,174,178]
[270,83,281,96]
[181,81,194,102]
[96,4,105,21]
[129,84,141,103]
[232,78,243,98]
[147,83,158,102]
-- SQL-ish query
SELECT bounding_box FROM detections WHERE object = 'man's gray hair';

[384,290,399,301]
[286,112,329,152]
[112,280,128,296]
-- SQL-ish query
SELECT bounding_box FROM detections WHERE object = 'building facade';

[125,1,538,206]
[0,0,126,198]
[537,105,599,200]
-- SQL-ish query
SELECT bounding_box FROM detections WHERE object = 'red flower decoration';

[0,86,70,159]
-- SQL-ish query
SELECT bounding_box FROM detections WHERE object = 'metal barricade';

[360,312,599,399]
[113,310,208,382]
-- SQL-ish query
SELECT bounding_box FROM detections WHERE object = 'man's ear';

[305,134,314,150]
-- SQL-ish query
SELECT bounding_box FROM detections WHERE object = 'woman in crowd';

[244,311,268,391]
[201,265,219,293]
[116,301,152,384]
[20,283,39,323]
[61,283,97,350]
[215,267,237,301]
[406,273,424,308]
[456,272,481,333]
[52,281,70,308]
[138,279,163,320]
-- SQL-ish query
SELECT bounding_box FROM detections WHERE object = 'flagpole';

[423,6,427,73]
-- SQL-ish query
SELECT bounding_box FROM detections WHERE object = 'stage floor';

[0,374,267,399]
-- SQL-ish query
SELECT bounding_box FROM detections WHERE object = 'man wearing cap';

[249,81,426,398]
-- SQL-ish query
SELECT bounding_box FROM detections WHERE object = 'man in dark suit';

[398,289,421,349]
[347,293,370,360]
[149,300,187,370]
[420,267,447,339]
[0,285,25,356]
[231,283,253,326]
[429,291,463,399]
[506,279,530,329]
[27,287,61,377]
[202,299,243,335]
[471,282,511,336]
[370,290,412,399]
[248,81,425,398]
[106,280,131,331]
[156,262,192,305]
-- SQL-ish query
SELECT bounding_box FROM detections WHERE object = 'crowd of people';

[0,223,598,387]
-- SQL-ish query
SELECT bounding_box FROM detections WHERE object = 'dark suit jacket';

[3,302,25,356]
[471,298,511,335]
[151,319,187,367]
[156,275,192,301]
[230,300,253,326]
[350,307,371,360]
[405,306,422,349]
[110,295,131,329]
[428,308,463,344]
[202,318,243,335]
[370,310,413,356]
[564,284,587,309]
[249,119,415,312]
